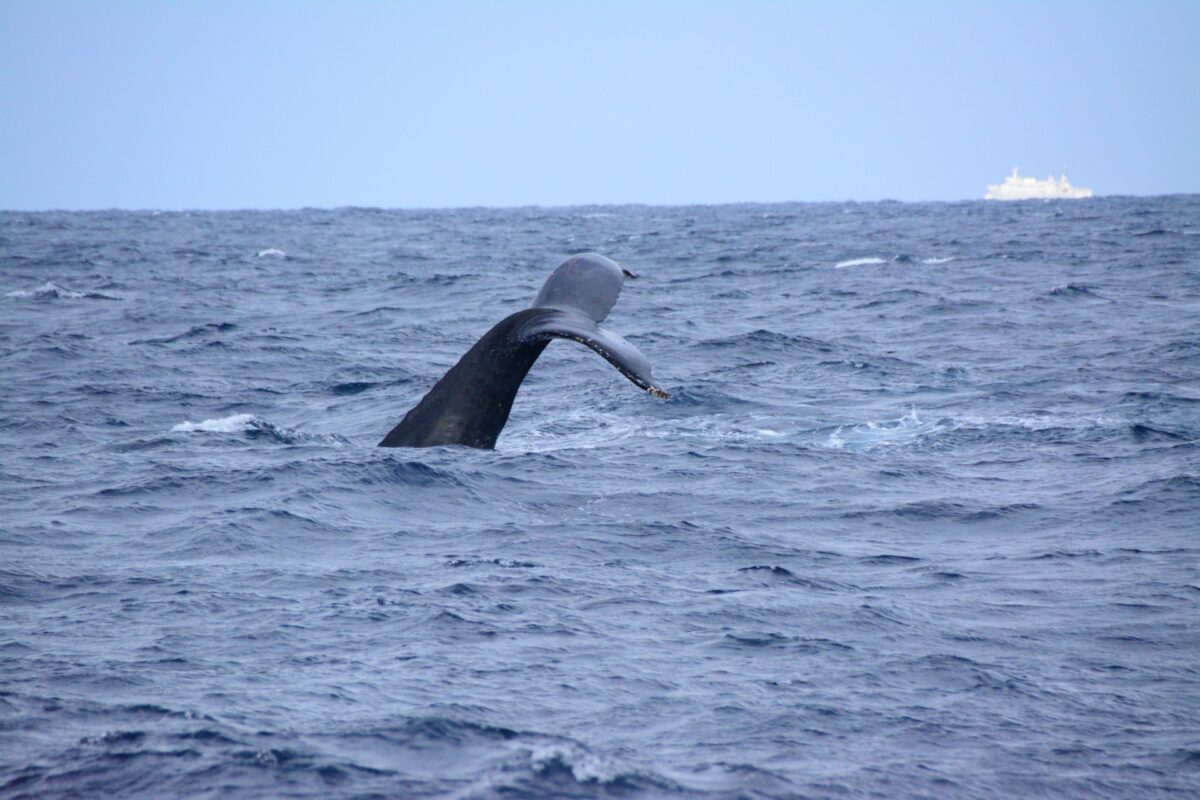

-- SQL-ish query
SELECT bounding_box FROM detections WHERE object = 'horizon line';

[2,192,1192,215]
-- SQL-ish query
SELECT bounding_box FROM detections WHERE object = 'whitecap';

[170,413,346,445]
[529,742,624,784]
[921,256,957,264]
[835,257,886,269]
[256,248,286,258]
[954,412,1120,433]
[6,281,86,299]
[824,408,943,451]
[171,413,257,433]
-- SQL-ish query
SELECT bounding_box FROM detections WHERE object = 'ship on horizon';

[985,167,1093,200]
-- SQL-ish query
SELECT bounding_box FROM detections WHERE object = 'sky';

[1,1,1197,209]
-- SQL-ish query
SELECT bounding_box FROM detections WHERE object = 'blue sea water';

[2,198,1198,799]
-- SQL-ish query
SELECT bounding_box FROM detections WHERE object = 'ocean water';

[2,198,1198,799]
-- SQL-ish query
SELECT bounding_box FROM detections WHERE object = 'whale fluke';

[379,254,667,449]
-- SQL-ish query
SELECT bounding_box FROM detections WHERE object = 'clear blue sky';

[1,1,1196,209]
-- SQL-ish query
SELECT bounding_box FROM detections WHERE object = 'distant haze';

[1,1,1197,209]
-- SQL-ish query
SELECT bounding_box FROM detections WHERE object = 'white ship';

[985,167,1093,200]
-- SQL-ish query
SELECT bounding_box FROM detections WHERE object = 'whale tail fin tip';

[520,308,667,399]
[531,253,627,323]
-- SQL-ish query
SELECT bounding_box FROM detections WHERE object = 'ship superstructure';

[985,167,1093,200]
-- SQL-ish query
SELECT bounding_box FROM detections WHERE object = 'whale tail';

[379,254,667,449]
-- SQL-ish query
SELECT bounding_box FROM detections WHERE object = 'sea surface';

[2,198,1198,799]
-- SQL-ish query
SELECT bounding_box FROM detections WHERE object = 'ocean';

[2,197,1198,798]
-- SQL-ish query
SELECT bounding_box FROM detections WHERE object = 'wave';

[5,281,118,300]
[135,322,237,345]
[256,248,286,258]
[171,413,259,434]
[736,565,850,591]
[824,408,944,451]
[835,255,955,268]
[697,329,835,354]
[1109,474,1200,512]
[843,499,1041,522]
[1128,423,1193,443]
[816,407,1173,455]
[330,381,378,395]
[834,256,886,268]
[170,413,343,445]
[819,409,1133,453]
[528,741,630,785]
[325,719,675,794]
[1046,283,1104,299]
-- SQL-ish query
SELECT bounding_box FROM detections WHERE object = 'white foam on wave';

[921,256,957,264]
[825,408,942,451]
[639,415,802,447]
[171,413,257,433]
[503,411,641,453]
[955,412,1120,433]
[6,281,86,299]
[822,409,1131,453]
[170,413,347,445]
[835,257,886,269]
[256,248,286,258]
[529,742,624,784]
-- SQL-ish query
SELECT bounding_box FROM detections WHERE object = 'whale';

[379,253,668,449]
